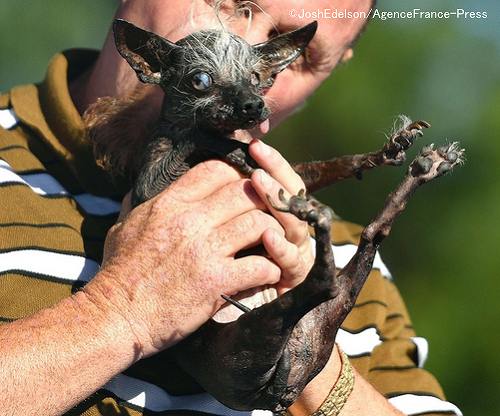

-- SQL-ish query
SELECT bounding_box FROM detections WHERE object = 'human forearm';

[0,160,287,415]
[0,286,136,416]
[289,345,405,416]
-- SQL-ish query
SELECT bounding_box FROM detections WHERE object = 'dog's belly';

[213,285,278,323]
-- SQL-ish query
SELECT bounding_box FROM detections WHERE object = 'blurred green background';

[1,1,499,414]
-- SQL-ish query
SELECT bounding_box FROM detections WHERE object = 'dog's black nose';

[241,97,264,118]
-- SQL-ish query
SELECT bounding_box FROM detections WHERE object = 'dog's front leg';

[292,118,430,192]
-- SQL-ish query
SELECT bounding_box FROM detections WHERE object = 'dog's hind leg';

[171,197,339,412]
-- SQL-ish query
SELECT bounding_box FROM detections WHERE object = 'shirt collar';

[9,49,127,198]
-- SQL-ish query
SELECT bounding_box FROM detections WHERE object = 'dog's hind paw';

[410,142,465,180]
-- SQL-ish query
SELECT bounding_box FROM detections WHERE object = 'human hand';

[82,160,285,359]
[248,139,315,294]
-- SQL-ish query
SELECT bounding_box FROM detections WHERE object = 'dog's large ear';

[253,21,318,75]
[113,19,179,84]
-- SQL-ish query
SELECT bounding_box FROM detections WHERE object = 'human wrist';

[288,344,343,416]
[309,349,354,416]
[78,269,150,365]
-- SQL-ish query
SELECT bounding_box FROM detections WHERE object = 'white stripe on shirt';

[411,336,429,368]
[311,236,392,279]
[0,249,99,282]
[336,327,382,356]
[389,394,463,416]
[0,108,18,129]
[103,373,270,416]
[0,159,120,215]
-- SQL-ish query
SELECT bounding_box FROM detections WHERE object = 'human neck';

[69,30,147,111]
[69,2,168,119]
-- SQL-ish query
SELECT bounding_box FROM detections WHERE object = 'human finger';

[197,178,267,228]
[167,159,244,203]
[221,255,281,294]
[261,228,308,290]
[248,139,305,195]
[211,210,284,256]
[251,169,310,245]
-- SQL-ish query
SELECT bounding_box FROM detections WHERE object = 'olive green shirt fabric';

[0,51,459,416]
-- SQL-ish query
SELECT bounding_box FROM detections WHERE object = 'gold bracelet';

[310,348,355,416]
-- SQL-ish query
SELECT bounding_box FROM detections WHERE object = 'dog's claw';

[267,192,290,213]
[391,119,431,152]
[378,117,432,167]
[278,188,287,204]
[421,145,434,156]
[408,120,431,131]
[292,116,433,192]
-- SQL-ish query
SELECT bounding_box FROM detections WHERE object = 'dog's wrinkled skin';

[86,19,464,412]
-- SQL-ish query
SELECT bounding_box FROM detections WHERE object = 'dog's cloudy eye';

[192,72,212,90]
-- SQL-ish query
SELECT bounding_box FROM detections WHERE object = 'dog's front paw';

[266,189,335,230]
[383,116,431,165]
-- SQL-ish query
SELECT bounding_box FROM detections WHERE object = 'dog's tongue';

[259,119,270,135]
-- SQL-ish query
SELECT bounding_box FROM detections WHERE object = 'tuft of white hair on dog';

[389,114,413,137]
[181,29,260,82]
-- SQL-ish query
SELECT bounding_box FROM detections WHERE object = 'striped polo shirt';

[0,50,461,416]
